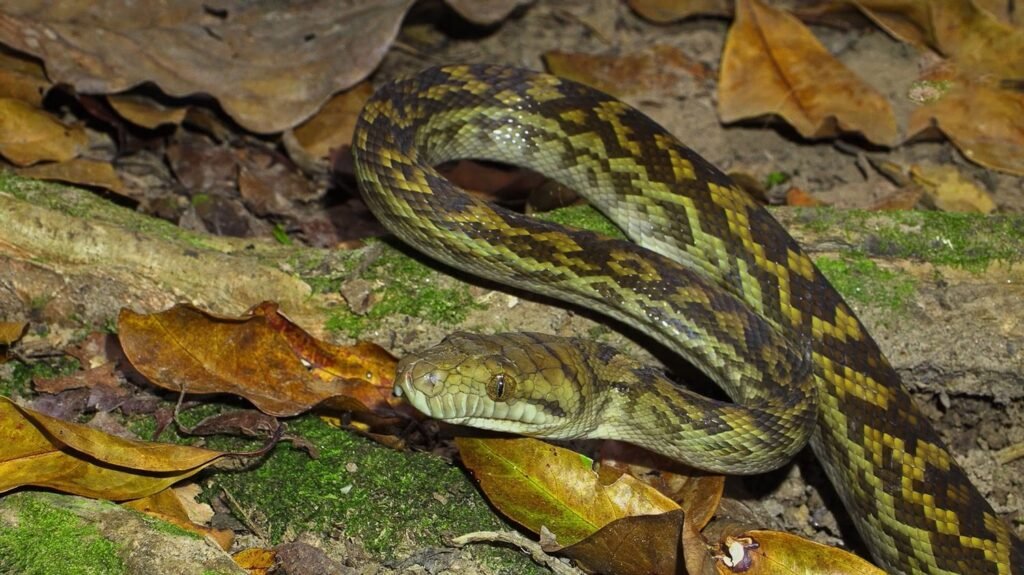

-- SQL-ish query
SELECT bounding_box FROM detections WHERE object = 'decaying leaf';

[118,303,402,418]
[107,94,189,129]
[0,0,416,133]
[456,437,678,547]
[908,79,1024,176]
[0,98,88,166]
[560,510,687,575]
[285,81,374,171]
[0,50,51,105]
[844,1,1024,174]
[909,164,996,213]
[0,396,226,500]
[16,158,127,195]
[627,0,730,22]
[718,0,898,146]
[123,487,234,550]
[544,44,710,98]
[0,321,28,347]
[444,0,534,26]
[709,529,884,574]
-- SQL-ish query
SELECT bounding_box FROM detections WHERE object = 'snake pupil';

[488,373,515,401]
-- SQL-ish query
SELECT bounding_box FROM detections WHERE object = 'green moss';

[0,495,125,575]
[537,204,625,238]
[130,509,201,540]
[205,416,543,574]
[793,208,1024,272]
[324,243,483,338]
[815,254,916,313]
[0,356,80,398]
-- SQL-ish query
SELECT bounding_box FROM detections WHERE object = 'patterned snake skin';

[351,64,1022,574]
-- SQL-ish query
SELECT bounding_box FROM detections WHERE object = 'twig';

[450,530,582,575]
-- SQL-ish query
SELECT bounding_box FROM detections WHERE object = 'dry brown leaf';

[785,187,827,207]
[0,97,87,165]
[0,0,416,133]
[544,44,710,98]
[560,510,686,575]
[909,164,996,213]
[0,50,50,105]
[286,82,374,169]
[123,487,234,550]
[908,79,1024,175]
[444,0,534,25]
[834,2,1024,174]
[0,320,28,346]
[711,530,884,574]
[119,303,402,418]
[233,547,276,573]
[16,158,127,195]
[107,94,188,129]
[627,0,730,22]
[718,0,899,146]
[456,437,678,547]
[869,185,925,211]
[852,1,1024,79]
[0,395,226,500]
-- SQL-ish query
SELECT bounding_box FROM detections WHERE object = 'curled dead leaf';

[119,303,403,419]
[0,396,226,500]
[718,0,898,146]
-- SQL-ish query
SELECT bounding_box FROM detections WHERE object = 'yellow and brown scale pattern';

[352,64,1022,574]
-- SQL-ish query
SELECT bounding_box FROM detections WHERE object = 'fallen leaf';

[456,437,678,547]
[119,303,402,418]
[627,0,730,22]
[710,530,884,574]
[785,187,827,207]
[285,82,374,171]
[0,320,28,346]
[843,1,1024,174]
[909,164,996,213]
[718,0,899,146]
[33,362,122,394]
[908,79,1024,176]
[123,487,234,550]
[544,44,710,98]
[0,50,51,105]
[869,186,925,211]
[107,94,188,129]
[0,98,88,166]
[852,1,1024,79]
[16,158,127,195]
[233,547,276,573]
[251,301,401,416]
[444,0,534,25]
[0,0,416,133]
[0,395,226,500]
[560,510,686,575]
[0,320,27,363]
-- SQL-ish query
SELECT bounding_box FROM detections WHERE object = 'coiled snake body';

[352,64,1022,575]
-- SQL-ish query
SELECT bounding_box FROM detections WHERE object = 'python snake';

[351,64,1022,575]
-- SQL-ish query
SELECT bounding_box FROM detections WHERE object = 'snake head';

[394,332,603,438]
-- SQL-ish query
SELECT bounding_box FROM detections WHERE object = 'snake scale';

[351,64,1022,575]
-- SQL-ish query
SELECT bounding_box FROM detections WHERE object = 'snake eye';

[487,373,516,402]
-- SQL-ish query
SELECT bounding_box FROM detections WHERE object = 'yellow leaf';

[0,98,87,166]
[718,0,898,146]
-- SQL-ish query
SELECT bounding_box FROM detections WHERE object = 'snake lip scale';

[352,63,1023,575]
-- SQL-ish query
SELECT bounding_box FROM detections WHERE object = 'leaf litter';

[1,0,1023,574]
